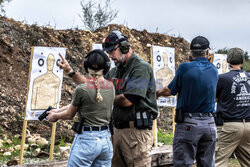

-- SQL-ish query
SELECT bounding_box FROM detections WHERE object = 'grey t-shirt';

[71,79,115,126]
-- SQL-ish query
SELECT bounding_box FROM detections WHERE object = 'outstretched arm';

[51,104,70,113]
[156,86,171,99]
[58,53,86,85]
[46,104,77,122]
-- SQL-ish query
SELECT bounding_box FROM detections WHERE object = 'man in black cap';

[157,36,218,167]
[102,30,158,167]
[215,48,250,167]
[57,30,158,167]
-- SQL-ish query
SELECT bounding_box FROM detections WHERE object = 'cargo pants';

[111,127,153,167]
[215,121,250,167]
[173,114,217,167]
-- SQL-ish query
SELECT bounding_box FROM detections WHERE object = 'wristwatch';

[68,68,76,77]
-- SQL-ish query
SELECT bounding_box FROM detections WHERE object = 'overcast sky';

[3,0,250,54]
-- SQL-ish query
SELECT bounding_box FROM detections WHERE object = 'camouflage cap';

[227,47,245,65]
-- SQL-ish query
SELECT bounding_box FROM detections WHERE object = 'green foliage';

[157,130,173,145]
[79,0,118,31]
[243,60,250,72]
[216,47,228,54]
[244,51,249,61]
[216,47,250,72]
[12,137,21,146]
[0,126,4,135]
[60,136,65,147]
[0,136,21,165]
[0,0,12,14]
[0,134,70,165]
[216,47,249,61]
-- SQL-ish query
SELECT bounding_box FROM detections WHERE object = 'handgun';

[38,106,53,121]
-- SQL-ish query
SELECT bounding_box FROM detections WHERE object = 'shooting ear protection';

[84,49,111,75]
[112,30,130,54]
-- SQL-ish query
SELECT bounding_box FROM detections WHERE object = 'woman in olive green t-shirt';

[47,49,115,167]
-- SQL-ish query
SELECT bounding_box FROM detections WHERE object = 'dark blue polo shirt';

[168,57,218,113]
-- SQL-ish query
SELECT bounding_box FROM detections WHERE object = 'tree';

[216,47,228,55]
[0,0,11,14]
[216,47,249,61]
[79,0,118,31]
[216,47,250,72]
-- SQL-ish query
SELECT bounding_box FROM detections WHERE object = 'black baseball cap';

[190,36,210,50]
[102,30,128,52]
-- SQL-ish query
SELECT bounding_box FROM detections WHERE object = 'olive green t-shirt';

[71,79,115,127]
[105,52,158,122]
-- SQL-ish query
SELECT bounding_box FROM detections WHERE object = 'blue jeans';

[67,129,113,167]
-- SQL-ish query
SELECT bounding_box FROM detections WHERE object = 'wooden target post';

[19,120,27,165]
[150,46,158,147]
[172,107,176,135]
[150,46,177,147]
[19,47,65,165]
[19,47,34,165]
[49,123,57,161]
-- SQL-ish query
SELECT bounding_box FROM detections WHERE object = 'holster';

[109,120,114,135]
[175,108,184,123]
[215,111,223,126]
[72,117,84,134]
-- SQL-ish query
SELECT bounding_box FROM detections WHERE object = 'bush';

[79,0,118,31]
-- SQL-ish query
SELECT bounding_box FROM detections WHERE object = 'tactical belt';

[224,119,250,123]
[184,112,213,117]
[114,121,153,130]
[114,121,134,129]
[82,125,109,131]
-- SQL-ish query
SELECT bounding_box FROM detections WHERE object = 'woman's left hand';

[46,110,58,122]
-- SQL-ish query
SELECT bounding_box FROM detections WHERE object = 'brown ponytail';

[88,69,103,102]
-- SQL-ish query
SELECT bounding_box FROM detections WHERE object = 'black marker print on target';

[216,63,221,69]
[56,59,60,66]
[170,57,173,64]
[56,59,61,72]
[156,55,161,67]
[38,58,44,67]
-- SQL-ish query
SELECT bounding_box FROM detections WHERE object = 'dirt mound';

[0,15,190,140]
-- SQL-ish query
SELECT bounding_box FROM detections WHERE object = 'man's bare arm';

[114,94,133,107]
[156,86,171,99]
[58,53,86,84]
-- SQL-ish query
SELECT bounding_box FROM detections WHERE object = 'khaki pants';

[215,121,250,167]
[112,127,153,167]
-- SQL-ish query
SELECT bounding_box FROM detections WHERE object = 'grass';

[0,137,21,164]
[157,130,173,145]
[0,134,69,166]
[228,158,241,167]
[60,136,66,147]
